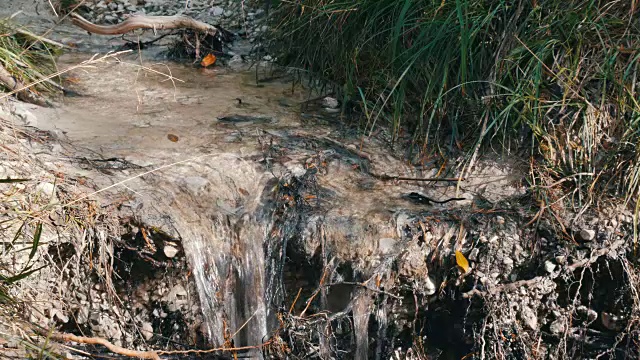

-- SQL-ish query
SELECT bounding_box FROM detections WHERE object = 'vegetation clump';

[270,1,640,206]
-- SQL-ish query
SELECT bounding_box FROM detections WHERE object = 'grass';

[0,20,61,96]
[268,0,640,209]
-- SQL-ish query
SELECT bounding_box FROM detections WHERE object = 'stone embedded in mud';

[521,306,538,331]
[425,275,437,295]
[378,237,396,254]
[544,260,556,273]
[35,182,56,199]
[579,229,596,241]
[164,245,179,258]
[322,97,339,109]
[549,318,566,335]
[211,6,224,16]
[141,321,154,340]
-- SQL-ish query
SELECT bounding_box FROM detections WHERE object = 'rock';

[549,318,566,335]
[378,238,396,254]
[544,260,556,273]
[578,229,596,241]
[503,257,513,266]
[424,276,437,296]
[555,255,566,264]
[322,97,339,109]
[35,182,56,199]
[496,215,505,225]
[210,6,224,16]
[468,248,480,261]
[164,245,179,258]
[223,9,234,17]
[521,307,538,330]
[141,322,154,340]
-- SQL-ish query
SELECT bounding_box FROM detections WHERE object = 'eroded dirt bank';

[1,2,640,360]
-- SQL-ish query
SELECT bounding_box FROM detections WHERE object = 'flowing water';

[27,50,522,358]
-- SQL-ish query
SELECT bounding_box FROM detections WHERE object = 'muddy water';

[31,51,522,357]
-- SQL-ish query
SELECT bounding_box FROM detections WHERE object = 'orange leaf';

[455,250,470,273]
[167,134,179,142]
[201,53,217,67]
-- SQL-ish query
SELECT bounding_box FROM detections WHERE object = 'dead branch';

[36,330,161,359]
[69,12,218,35]
[0,63,48,107]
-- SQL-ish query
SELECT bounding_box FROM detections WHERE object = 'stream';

[22,49,523,359]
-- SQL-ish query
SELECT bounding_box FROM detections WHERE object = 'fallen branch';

[69,12,218,35]
[0,63,48,107]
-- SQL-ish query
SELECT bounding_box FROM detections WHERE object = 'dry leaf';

[167,134,179,142]
[201,53,217,67]
[455,250,470,273]
[238,187,250,196]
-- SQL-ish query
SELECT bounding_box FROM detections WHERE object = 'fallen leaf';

[201,53,217,67]
[167,134,179,142]
[455,250,470,274]
[238,187,249,196]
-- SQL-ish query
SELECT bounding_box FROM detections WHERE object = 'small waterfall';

[140,154,273,353]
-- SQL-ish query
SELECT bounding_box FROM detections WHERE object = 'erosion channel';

[2,2,639,360]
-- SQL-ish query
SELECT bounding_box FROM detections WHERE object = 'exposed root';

[69,12,218,35]
[36,329,161,359]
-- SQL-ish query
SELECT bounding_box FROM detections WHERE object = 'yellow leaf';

[455,250,470,273]
[200,53,217,67]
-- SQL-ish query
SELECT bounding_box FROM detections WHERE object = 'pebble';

[141,322,154,340]
[579,229,596,241]
[35,182,56,199]
[424,276,437,295]
[378,238,396,254]
[211,6,224,16]
[544,260,556,273]
[503,257,513,265]
[549,318,566,335]
[322,97,339,109]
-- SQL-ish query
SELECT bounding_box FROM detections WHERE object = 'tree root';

[69,12,218,35]
[36,329,161,359]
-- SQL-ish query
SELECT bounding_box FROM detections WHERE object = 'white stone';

[322,97,339,109]
[164,245,179,258]
[378,238,396,254]
[141,322,154,340]
[425,276,437,295]
[35,182,56,199]
[579,229,596,241]
[544,260,556,273]
[211,6,224,16]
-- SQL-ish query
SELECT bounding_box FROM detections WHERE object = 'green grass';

[268,0,640,207]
